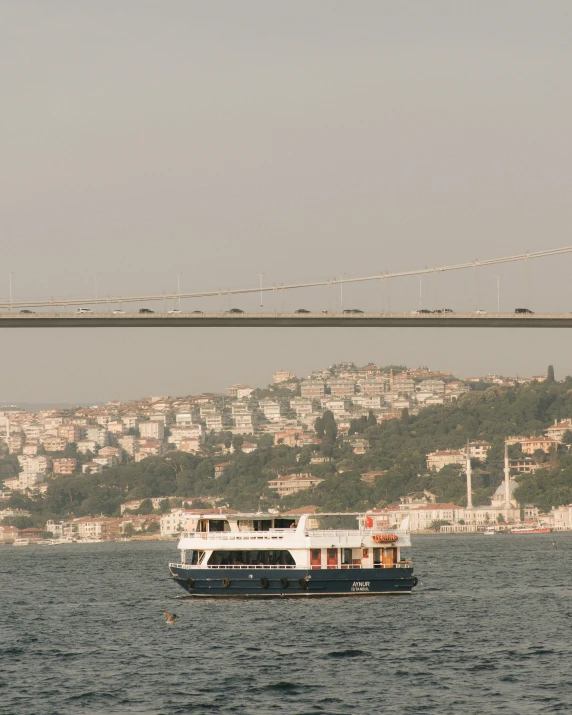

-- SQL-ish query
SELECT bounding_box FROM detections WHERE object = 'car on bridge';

[295,309,311,313]
[228,308,244,314]
[192,310,203,314]
[112,310,125,314]
[475,309,487,315]
[515,308,534,314]
[411,309,431,314]
[343,309,364,314]
[167,309,181,314]
[76,308,92,314]
[139,308,154,314]
[19,310,35,314]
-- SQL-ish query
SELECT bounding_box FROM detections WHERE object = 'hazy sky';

[2,1,572,404]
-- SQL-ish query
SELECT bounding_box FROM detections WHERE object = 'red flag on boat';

[365,515,373,528]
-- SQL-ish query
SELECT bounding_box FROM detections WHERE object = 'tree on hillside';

[136,498,154,515]
[232,435,244,453]
[547,365,555,383]
[562,430,572,445]
[314,416,324,439]
[322,410,337,441]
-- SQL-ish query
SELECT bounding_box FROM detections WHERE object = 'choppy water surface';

[1,534,572,714]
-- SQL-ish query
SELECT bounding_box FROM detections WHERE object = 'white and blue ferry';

[169,511,417,598]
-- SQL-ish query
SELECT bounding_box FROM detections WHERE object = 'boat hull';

[169,565,417,598]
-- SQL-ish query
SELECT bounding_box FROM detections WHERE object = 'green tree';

[322,410,337,442]
[547,365,555,383]
[147,521,160,533]
[137,498,154,515]
[314,416,324,439]
[123,523,135,538]
[562,430,572,445]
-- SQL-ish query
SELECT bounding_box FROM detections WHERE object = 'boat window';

[189,550,205,565]
[209,520,229,532]
[342,548,352,565]
[207,550,295,566]
[253,520,273,531]
[274,519,296,529]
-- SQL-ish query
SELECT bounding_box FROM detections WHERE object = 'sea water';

[1,534,571,715]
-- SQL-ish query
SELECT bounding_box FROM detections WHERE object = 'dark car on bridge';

[228,308,244,314]
[19,310,35,314]
[139,308,154,314]
[295,309,310,313]
[515,308,534,314]
[343,309,364,314]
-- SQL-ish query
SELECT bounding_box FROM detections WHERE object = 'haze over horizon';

[2,1,572,403]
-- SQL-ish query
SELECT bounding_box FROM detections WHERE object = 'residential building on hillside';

[58,424,83,442]
[259,399,282,422]
[214,461,232,478]
[520,437,559,454]
[267,473,324,496]
[417,379,445,394]
[18,455,52,473]
[179,438,202,453]
[469,441,491,460]
[43,436,69,452]
[360,380,388,395]
[274,430,303,447]
[118,435,139,456]
[273,370,295,384]
[426,450,466,471]
[175,412,195,426]
[86,427,109,447]
[227,384,255,399]
[122,415,140,430]
[53,458,77,475]
[76,440,98,454]
[360,471,386,484]
[510,457,543,474]
[328,379,356,397]
[139,421,165,440]
[545,419,572,441]
[205,413,224,431]
[160,509,194,537]
[82,462,103,474]
[300,380,326,398]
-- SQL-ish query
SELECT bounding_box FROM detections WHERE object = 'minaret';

[504,442,511,510]
[466,441,473,509]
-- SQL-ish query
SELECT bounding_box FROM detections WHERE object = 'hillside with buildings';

[2,362,572,541]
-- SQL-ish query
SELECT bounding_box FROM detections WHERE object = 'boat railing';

[179,531,289,541]
[168,561,413,570]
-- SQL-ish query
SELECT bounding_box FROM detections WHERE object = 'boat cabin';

[174,512,409,571]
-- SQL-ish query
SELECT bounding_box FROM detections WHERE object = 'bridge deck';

[1,312,572,328]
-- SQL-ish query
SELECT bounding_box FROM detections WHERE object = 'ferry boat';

[510,524,553,534]
[168,512,417,598]
[12,538,30,547]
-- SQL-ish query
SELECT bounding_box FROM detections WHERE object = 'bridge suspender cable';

[2,246,571,310]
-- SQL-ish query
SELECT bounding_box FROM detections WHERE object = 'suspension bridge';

[1,246,571,328]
